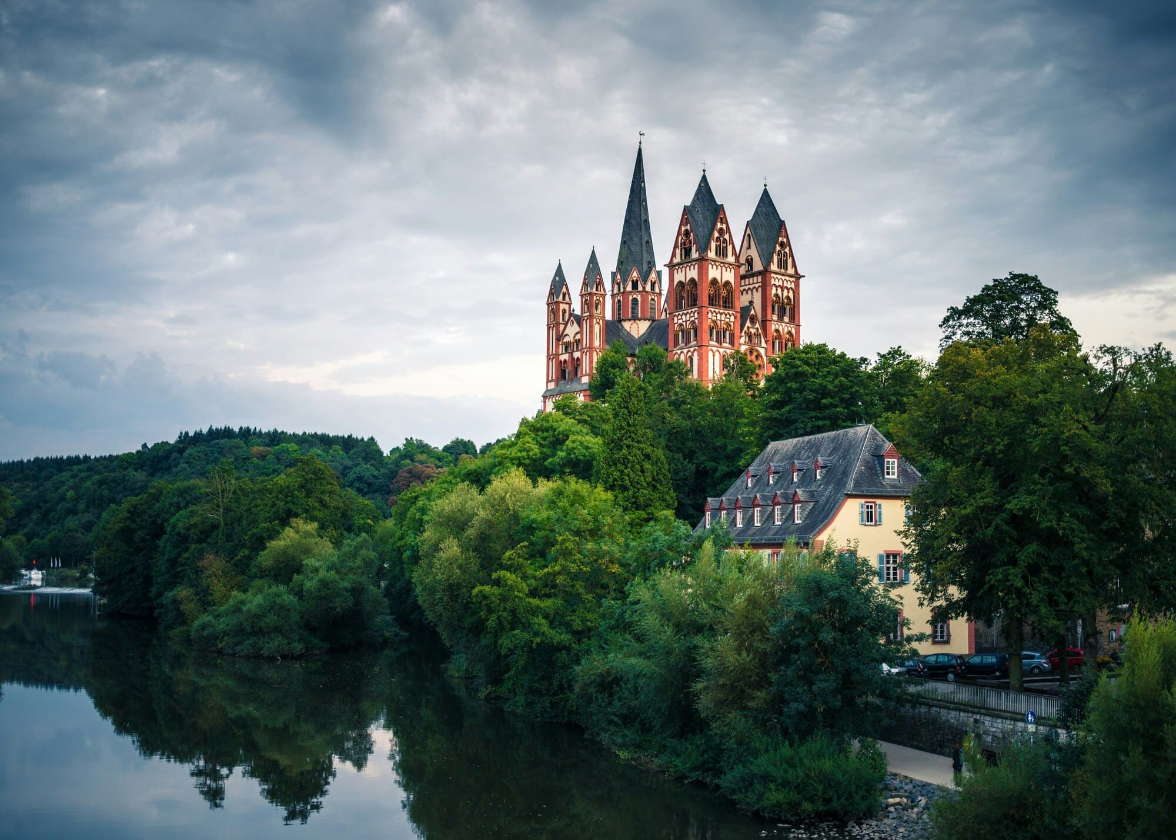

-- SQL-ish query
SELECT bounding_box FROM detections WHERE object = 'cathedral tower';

[739,187,802,378]
[666,171,741,385]
[545,261,574,395]
[580,248,606,377]
[612,143,662,335]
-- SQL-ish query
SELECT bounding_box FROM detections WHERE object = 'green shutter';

[877,502,883,526]
[859,502,865,525]
[903,560,910,584]
[877,553,886,583]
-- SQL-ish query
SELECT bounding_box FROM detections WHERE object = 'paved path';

[879,740,957,788]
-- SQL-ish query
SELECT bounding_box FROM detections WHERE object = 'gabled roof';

[686,172,722,252]
[615,145,657,283]
[582,248,604,290]
[604,318,670,355]
[548,262,569,299]
[748,187,784,267]
[696,424,922,545]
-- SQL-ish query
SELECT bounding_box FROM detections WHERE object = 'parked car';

[881,662,904,676]
[893,658,926,677]
[921,653,967,682]
[963,653,1010,679]
[1045,647,1085,670]
[1021,651,1052,674]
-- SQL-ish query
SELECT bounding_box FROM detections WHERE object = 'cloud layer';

[2,0,1174,458]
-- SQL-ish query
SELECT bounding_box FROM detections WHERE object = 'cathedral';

[543,144,803,411]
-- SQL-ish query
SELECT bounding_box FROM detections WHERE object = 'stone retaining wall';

[874,698,1065,757]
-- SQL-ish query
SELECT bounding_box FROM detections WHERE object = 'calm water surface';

[0,592,782,839]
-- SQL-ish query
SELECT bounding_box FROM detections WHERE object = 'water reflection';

[0,593,773,838]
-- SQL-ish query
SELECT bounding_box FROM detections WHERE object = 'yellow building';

[698,424,973,657]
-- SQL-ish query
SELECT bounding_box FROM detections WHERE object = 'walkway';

[879,740,956,788]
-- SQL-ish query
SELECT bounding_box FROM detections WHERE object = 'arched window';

[784,331,795,351]
[772,292,783,320]
[675,283,685,310]
[630,298,640,319]
[687,280,698,307]
[681,231,694,260]
[631,279,638,291]
[615,299,621,320]
[772,330,782,354]
[708,280,719,306]
[746,256,753,272]
[776,248,788,270]
[783,293,794,321]
[721,283,734,309]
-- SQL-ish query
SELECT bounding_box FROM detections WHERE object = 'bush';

[191,583,314,657]
[721,733,886,822]
[930,734,1077,840]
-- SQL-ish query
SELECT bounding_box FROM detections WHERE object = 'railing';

[907,680,1062,720]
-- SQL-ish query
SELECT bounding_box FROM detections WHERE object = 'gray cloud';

[1,0,1174,458]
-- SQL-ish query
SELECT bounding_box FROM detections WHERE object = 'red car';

[1045,647,1084,670]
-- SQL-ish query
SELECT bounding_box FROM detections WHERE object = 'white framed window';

[753,507,761,526]
[720,510,727,522]
[705,511,711,528]
[792,468,799,483]
[860,501,877,525]
[774,505,782,525]
[815,465,823,480]
[746,472,753,488]
[884,552,902,583]
[793,504,802,524]
[885,457,898,479]
[770,550,781,564]
[736,509,743,527]
[932,622,949,643]
[768,470,775,485]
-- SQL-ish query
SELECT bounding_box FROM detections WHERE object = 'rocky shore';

[761,774,951,839]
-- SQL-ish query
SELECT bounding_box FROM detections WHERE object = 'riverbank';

[770,774,949,839]
[0,585,93,594]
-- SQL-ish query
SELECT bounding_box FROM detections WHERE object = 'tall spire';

[615,144,657,283]
[548,261,568,298]
[583,247,603,287]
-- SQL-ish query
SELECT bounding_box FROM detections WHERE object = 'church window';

[772,330,782,354]
[563,340,571,353]
[630,298,640,319]
[772,292,783,320]
[594,300,601,313]
[783,293,794,321]
[675,283,685,310]
[687,280,698,307]
[746,257,753,272]
[776,248,788,271]
[784,331,795,351]
[615,299,621,319]
[722,283,734,309]
[708,281,719,306]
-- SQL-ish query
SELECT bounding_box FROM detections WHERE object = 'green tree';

[870,346,928,418]
[939,272,1075,349]
[893,329,1122,689]
[760,343,876,444]
[442,437,477,460]
[598,374,674,522]
[589,341,632,402]
[255,519,334,585]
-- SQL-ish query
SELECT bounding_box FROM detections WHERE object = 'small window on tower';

[615,299,621,320]
[746,257,753,272]
[630,298,640,319]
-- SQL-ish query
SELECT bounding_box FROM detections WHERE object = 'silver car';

[1021,651,1052,674]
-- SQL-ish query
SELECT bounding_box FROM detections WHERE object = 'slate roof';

[686,173,722,252]
[542,379,590,399]
[549,262,568,298]
[583,248,604,288]
[748,187,784,267]
[695,425,922,546]
[615,145,657,283]
[740,303,753,325]
[605,318,670,354]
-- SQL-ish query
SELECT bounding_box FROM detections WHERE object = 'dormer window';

[792,465,799,483]
[885,457,898,479]
[774,504,782,525]
[753,507,761,526]
[814,460,823,480]
[705,511,712,528]
[736,509,743,527]
[768,466,775,485]
[720,509,727,522]
[746,470,753,488]
[793,504,802,524]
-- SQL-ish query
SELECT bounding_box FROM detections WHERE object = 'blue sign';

[1025,710,1037,725]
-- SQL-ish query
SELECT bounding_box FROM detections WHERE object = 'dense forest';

[2,272,1175,829]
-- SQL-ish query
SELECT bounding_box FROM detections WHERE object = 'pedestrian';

[951,741,964,787]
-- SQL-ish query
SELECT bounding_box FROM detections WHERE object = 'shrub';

[720,733,886,822]
[191,582,314,657]
[930,734,1078,840]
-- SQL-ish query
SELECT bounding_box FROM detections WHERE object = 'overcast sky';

[2,0,1174,460]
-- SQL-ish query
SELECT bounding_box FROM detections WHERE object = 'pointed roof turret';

[548,261,568,299]
[748,186,785,267]
[615,145,657,283]
[686,172,722,251]
[583,247,603,289]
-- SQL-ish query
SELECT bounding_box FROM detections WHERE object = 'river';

[0,591,787,839]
